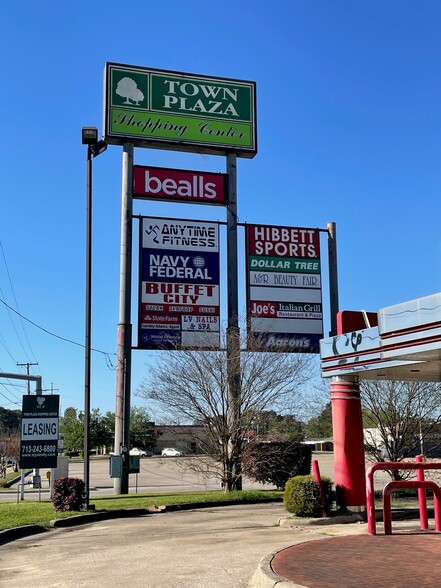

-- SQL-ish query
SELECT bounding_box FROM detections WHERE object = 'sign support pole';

[327,221,339,337]
[226,153,242,490]
[114,142,134,495]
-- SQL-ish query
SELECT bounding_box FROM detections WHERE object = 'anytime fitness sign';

[138,217,220,350]
[103,63,257,157]
[246,224,323,352]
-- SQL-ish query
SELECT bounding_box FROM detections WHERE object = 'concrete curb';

[248,551,307,588]
[279,512,364,527]
[0,524,46,544]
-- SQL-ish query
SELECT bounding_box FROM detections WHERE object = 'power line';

[0,297,116,369]
[0,241,38,363]
[0,383,21,405]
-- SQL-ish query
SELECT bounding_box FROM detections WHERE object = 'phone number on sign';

[22,444,57,454]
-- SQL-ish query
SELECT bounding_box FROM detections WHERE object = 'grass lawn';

[0,489,283,532]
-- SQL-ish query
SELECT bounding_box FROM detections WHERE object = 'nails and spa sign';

[138,217,220,350]
[103,63,257,157]
[246,224,323,353]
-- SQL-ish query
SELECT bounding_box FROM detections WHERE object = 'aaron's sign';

[103,63,257,158]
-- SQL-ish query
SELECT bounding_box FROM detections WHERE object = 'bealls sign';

[133,166,227,205]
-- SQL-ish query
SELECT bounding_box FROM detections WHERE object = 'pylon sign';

[246,224,323,352]
[20,395,60,468]
[103,62,257,158]
[138,217,220,349]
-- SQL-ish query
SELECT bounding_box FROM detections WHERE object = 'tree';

[242,441,311,489]
[59,408,83,454]
[250,410,304,441]
[304,402,333,439]
[89,409,114,450]
[360,380,441,478]
[60,408,113,454]
[130,406,155,449]
[0,407,21,436]
[59,407,153,455]
[137,330,315,491]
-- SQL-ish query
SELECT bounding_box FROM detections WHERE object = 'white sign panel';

[139,217,220,349]
[246,224,323,353]
[142,218,218,251]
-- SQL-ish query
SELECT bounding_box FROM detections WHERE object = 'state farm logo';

[133,165,227,205]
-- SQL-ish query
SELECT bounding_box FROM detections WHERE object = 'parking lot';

[2,453,277,502]
[2,452,394,503]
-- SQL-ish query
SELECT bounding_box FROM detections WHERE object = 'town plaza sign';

[104,63,257,157]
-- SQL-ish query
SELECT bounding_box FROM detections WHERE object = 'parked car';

[129,447,152,457]
[161,447,182,457]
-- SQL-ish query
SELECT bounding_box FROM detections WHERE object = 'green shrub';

[284,474,333,517]
[242,442,312,490]
[51,477,86,512]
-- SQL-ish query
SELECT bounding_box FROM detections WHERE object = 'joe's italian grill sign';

[104,63,257,157]
[246,224,323,353]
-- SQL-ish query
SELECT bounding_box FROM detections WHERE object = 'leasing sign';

[246,224,323,353]
[20,395,60,468]
[104,63,257,157]
[138,217,220,350]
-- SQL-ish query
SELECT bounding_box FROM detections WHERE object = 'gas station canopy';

[320,292,441,382]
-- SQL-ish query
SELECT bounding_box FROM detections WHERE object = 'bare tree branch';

[137,329,316,490]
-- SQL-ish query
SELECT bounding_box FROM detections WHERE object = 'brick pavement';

[272,531,441,588]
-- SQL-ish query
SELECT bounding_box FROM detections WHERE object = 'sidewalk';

[250,514,441,588]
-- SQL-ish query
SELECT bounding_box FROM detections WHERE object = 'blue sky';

[1,1,441,416]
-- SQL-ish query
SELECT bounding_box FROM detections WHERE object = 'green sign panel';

[104,63,257,158]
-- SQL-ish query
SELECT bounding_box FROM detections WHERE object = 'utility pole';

[42,384,59,395]
[114,142,134,495]
[17,362,38,395]
[226,153,242,491]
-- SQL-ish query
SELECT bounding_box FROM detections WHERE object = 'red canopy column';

[331,376,366,508]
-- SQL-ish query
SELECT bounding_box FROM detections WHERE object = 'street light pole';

[84,140,92,509]
[82,127,107,509]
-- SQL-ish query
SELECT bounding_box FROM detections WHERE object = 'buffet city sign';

[104,63,257,157]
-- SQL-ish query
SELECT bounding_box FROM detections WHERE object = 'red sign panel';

[133,165,227,205]
[247,225,320,257]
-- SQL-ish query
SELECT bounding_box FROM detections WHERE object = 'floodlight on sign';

[82,126,98,145]
[90,140,107,157]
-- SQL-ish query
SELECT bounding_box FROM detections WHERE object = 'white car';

[129,447,149,457]
[161,447,182,457]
